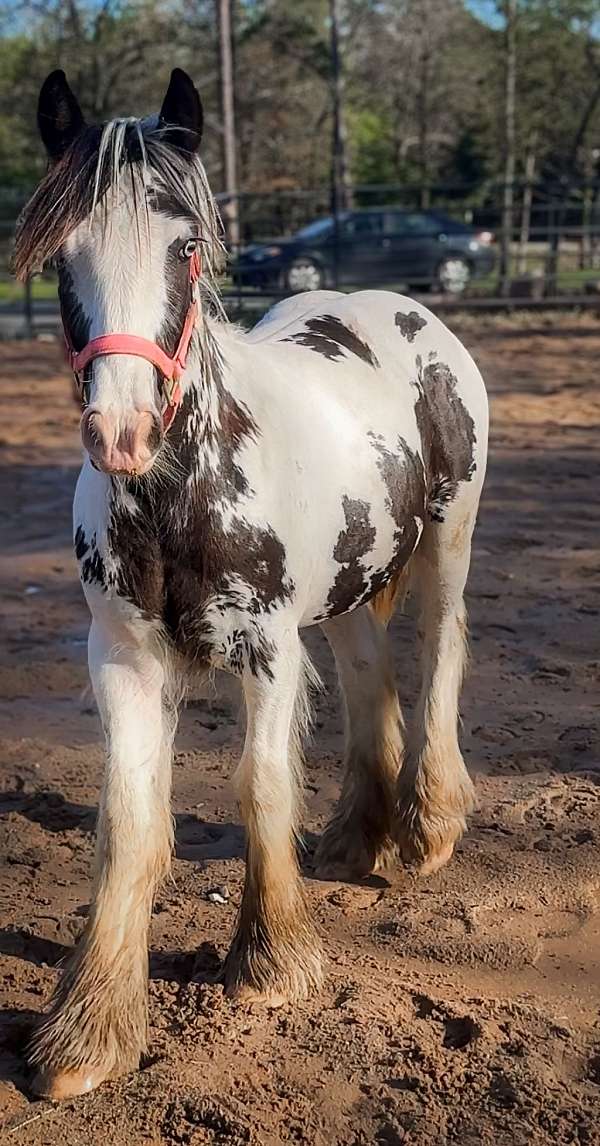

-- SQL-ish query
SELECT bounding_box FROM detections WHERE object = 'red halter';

[64,249,202,432]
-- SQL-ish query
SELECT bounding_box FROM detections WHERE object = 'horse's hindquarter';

[223,290,488,626]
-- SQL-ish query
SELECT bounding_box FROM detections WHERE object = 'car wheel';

[436,256,471,295]
[285,258,324,293]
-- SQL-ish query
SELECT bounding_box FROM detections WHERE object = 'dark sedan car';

[232,208,495,294]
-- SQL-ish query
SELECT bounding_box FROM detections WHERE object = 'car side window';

[342,214,384,237]
[384,212,441,236]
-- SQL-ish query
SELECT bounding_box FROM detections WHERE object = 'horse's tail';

[369,560,413,628]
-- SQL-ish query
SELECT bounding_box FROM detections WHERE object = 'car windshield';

[295,217,337,240]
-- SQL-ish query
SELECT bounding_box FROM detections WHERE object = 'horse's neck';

[185,323,228,434]
[167,322,256,513]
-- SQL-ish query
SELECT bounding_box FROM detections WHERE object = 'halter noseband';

[64,248,201,432]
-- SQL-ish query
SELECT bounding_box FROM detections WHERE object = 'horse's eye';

[179,239,197,261]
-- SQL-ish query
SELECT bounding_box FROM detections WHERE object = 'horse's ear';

[38,70,85,160]
[159,68,203,153]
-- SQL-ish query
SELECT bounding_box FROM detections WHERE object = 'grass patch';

[0,277,58,302]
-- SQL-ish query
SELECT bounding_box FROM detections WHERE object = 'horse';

[14,67,488,1101]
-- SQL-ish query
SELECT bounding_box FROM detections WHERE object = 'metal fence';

[3,178,600,337]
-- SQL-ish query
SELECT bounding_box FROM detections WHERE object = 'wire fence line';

[3,178,600,336]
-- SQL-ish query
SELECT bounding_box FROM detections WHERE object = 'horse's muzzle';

[81,408,163,476]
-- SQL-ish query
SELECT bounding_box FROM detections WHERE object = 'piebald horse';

[14,68,488,1100]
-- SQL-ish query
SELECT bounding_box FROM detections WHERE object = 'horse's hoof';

[416,840,455,875]
[313,841,395,883]
[398,838,456,876]
[226,983,288,1008]
[313,858,365,882]
[31,1064,109,1100]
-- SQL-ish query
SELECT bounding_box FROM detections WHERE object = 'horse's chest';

[110,516,213,655]
[106,500,295,668]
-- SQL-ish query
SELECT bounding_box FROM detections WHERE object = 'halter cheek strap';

[64,248,201,432]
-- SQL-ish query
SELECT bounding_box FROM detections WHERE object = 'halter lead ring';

[64,248,201,432]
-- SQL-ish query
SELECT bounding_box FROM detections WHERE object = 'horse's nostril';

[81,409,102,451]
[147,417,163,454]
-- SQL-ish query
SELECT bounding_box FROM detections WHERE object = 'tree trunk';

[217,0,240,248]
[517,146,535,275]
[330,0,353,215]
[417,27,432,210]
[580,147,594,270]
[499,0,517,297]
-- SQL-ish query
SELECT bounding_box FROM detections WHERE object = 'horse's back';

[242,288,487,444]
[243,290,346,342]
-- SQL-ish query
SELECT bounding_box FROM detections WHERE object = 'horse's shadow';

[1,786,395,884]
[0,939,222,1103]
[0,787,94,834]
[0,1007,40,1101]
[0,784,246,859]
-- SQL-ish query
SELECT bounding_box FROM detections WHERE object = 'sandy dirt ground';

[0,316,599,1145]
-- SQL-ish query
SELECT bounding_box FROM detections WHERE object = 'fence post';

[499,0,517,297]
[23,276,33,339]
[218,0,240,250]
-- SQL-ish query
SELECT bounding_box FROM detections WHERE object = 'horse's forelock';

[13,118,225,288]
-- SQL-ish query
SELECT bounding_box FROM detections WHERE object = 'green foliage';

[1,0,600,202]
[350,109,396,186]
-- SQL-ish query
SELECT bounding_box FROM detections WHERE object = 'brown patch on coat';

[326,496,377,614]
[369,433,426,564]
[413,357,476,522]
[344,434,426,611]
[283,314,379,368]
[395,310,427,343]
[74,525,108,590]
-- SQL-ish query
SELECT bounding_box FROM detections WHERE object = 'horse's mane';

[13,117,225,297]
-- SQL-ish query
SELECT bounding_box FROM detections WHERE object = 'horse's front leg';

[223,627,323,1003]
[30,615,175,1099]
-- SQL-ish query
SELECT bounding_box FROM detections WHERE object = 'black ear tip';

[159,67,202,151]
[170,67,194,86]
[41,69,68,91]
[38,69,84,158]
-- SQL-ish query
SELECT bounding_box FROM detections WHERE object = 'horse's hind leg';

[395,500,476,874]
[29,615,175,1099]
[314,604,403,880]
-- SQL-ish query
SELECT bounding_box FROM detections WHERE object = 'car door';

[332,212,386,286]
[382,211,442,288]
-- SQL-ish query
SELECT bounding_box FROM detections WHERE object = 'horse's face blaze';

[57,201,202,476]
